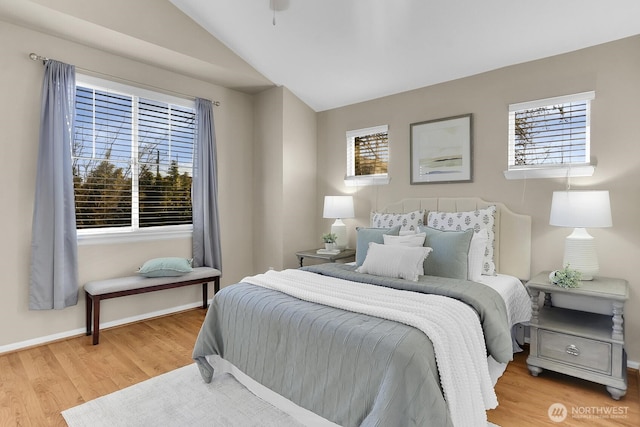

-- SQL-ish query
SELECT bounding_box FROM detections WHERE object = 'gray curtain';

[192,98,222,270]
[29,60,79,309]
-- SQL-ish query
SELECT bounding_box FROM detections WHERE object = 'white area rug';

[62,363,308,427]
[62,359,502,427]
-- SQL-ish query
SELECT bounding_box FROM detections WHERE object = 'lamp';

[549,190,612,280]
[323,196,354,250]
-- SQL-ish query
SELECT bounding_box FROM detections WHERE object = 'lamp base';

[563,228,599,280]
[331,219,347,250]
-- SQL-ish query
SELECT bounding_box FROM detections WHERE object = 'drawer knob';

[566,344,580,356]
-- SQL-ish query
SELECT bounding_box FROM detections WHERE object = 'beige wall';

[0,16,316,351]
[2,4,638,368]
[282,88,318,269]
[317,35,640,363]
[0,21,255,347]
[253,87,318,272]
[253,87,285,272]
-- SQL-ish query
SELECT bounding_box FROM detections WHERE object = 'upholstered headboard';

[377,198,531,280]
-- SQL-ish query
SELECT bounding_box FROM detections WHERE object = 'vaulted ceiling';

[2,0,640,112]
[171,0,640,111]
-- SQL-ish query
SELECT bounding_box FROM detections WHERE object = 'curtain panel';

[29,60,79,309]
[192,98,222,270]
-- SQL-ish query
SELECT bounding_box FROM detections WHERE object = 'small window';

[345,125,389,186]
[73,74,196,241]
[505,92,595,179]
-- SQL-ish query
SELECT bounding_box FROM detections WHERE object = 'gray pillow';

[421,227,474,280]
[355,225,401,266]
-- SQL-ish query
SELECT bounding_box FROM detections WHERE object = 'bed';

[193,198,532,427]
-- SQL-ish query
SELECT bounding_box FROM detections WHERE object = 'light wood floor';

[1,309,638,426]
[489,350,639,426]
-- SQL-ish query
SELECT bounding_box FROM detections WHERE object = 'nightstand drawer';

[538,330,611,375]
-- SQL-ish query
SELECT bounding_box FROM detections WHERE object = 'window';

[345,125,390,186]
[73,75,196,241]
[505,91,595,179]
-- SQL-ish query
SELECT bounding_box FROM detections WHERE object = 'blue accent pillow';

[138,257,193,277]
[420,227,473,280]
[355,225,401,266]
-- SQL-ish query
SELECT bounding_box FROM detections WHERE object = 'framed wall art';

[410,114,473,184]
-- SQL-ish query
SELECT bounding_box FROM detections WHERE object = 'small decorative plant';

[549,265,582,288]
[322,233,338,244]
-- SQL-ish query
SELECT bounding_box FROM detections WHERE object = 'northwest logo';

[548,403,568,422]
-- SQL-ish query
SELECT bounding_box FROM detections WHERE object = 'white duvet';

[476,273,532,328]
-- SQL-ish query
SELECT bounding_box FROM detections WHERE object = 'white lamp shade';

[549,190,612,280]
[323,196,354,219]
[549,191,612,228]
[323,196,354,250]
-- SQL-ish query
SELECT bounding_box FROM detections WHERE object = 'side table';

[295,248,356,267]
[525,271,629,400]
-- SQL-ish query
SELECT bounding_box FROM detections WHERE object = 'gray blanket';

[193,265,512,427]
[303,263,512,363]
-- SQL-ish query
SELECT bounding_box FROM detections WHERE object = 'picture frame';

[410,114,473,184]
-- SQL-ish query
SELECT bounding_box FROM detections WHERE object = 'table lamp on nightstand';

[323,195,354,250]
[549,190,612,280]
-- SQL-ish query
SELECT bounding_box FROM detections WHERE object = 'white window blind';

[506,92,594,179]
[345,125,389,186]
[73,75,195,235]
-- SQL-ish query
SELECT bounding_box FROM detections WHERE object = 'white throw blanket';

[242,269,498,427]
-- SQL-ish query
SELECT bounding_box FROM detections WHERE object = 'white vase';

[325,243,336,250]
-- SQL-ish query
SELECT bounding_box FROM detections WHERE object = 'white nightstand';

[525,271,629,400]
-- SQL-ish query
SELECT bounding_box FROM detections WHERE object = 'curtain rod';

[29,53,221,107]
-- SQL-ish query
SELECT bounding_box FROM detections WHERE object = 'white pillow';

[371,210,425,232]
[383,232,426,247]
[357,242,432,281]
[427,205,497,275]
[468,229,488,281]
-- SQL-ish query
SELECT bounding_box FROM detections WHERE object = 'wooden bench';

[84,267,221,345]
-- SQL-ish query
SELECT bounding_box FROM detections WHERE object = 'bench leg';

[85,292,93,336]
[93,296,101,345]
[201,283,208,309]
[201,277,221,309]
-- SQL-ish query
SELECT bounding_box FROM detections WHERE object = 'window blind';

[74,87,133,228]
[346,125,389,178]
[137,98,194,227]
[72,78,195,231]
[354,132,389,175]
[508,92,593,168]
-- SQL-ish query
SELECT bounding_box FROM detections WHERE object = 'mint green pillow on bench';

[138,257,193,278]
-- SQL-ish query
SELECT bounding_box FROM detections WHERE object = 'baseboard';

[0,299,211,355]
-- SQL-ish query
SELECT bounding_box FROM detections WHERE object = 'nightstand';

[525,271,629,400]
[295,248,356,267]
